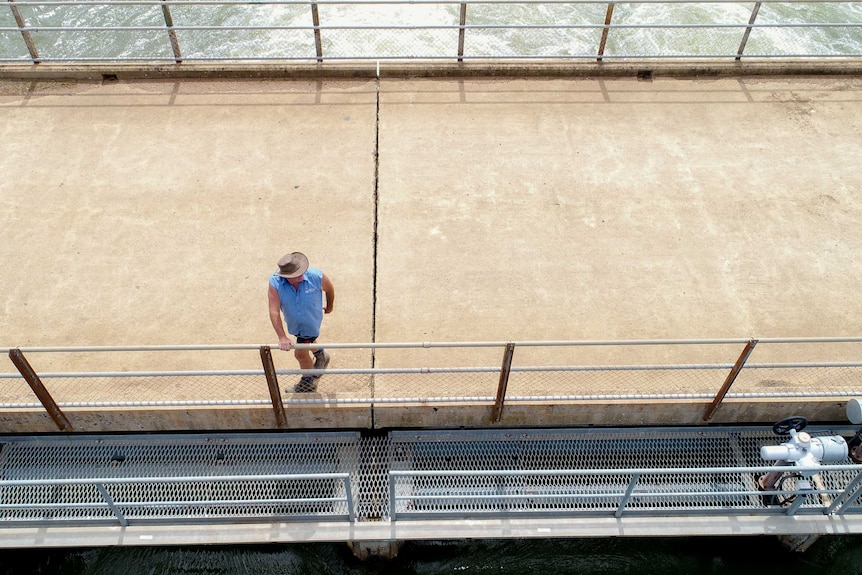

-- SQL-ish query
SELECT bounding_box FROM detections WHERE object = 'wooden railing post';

[736,1,762,60]
[160,0,183,63]
[457,2,467,62]
[8,0,40,63]
[597,2,615,61]
[492,343,515,423]
[8,348,73,431]
[311,2,323,62]
[703,338,758,422]
[260,345,287,428]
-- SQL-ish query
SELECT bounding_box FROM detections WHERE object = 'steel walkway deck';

[4,425,862,549]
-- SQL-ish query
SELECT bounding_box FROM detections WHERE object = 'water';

[3,536,862,574]
[2,0,862,62]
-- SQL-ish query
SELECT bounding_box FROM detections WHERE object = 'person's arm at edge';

[268,284,293,351]
[322,273,335,314]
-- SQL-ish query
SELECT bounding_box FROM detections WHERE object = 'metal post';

[388,473,398,520]
[260,346,287,428]
[597,2,615,61]
[96,483,128,527]
[785,479,813,516]
[160,0,183,63]
[492,343,515,423]
[616,472,639,518]
[311,3,323,62]
[736,1,762,60]
[7,0,40,63]
[831,470,862,515]
[703,338,757,422]
[457,3,467,62]
[8,348,73,431]
[343,476,355,521]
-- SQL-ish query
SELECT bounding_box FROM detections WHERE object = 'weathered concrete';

[2,73,862,432]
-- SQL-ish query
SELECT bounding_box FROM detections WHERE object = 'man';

[267,252,335,392]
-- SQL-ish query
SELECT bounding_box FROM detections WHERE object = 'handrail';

[3,0,862,65]
[7,361,862,380]
[4,336,862,354]
[4,339,862,426]
[0,472,356,524]
[389,464,862,519]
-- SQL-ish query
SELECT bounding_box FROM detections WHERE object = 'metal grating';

[2,426,862,529]
[0,432,362,525]
[387,427,862,519]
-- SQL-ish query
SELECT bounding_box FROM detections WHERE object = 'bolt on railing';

[2,0,862,64]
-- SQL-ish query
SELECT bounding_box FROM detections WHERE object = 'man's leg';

[293,337,317,392]
[294,348,314,369]
[313,348,331,379]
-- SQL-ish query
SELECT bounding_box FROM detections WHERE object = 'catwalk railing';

[4,428,862,532]
[2,0,862,64]
[3,337,862,428]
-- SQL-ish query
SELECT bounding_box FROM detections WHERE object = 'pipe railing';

[2,0,862,64]
[3,337,862,430]
[0,472,356,525]
[389,463,862,519]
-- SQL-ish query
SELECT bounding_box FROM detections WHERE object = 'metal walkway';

[4,424,862,549]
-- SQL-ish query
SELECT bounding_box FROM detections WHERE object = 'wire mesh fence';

[3,338,862,413]
[2,0,862,64]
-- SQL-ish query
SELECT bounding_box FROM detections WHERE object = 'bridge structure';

[4,1,862,554]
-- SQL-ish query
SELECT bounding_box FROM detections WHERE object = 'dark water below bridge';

[4,536,862,575]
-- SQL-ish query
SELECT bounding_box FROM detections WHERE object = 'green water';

[4,536,862,575]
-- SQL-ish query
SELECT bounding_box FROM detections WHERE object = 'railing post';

[736,1,762,60]
[388,472,397,520]
[8,348,73,431]
[260,345,287,428]
[160,0,183,63]
[785,479,813,516]
[7,0,40,63]
[830,469,862,515]
[96,483,128,527]
[344,476,355,521]
[311,2,323,62]
[616,472,639,518]
[703,338,758,422]
[491,343,515,423]
[597,2,615,62]
[457,2,467,62]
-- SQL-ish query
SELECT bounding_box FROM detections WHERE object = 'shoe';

[312,351,331,380]
[293,376,317,393]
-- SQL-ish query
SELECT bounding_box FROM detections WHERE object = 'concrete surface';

[2,73,862,430]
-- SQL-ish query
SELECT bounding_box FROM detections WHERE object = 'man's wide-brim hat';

[277,252,309,279]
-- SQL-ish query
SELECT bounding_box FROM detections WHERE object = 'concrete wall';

[0,398,849,434]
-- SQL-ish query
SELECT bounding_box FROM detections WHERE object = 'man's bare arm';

[322,273,335,314]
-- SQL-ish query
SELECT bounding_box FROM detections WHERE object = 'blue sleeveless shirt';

[269,267,324,338]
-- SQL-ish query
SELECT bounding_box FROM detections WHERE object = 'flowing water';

[2,0,862,61]
[4,536,862,574]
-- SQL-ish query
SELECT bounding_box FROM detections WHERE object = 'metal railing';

[0,472,356,525]
[4,428,862,534]
[2,0,862,64]
[389,464,862,519]
[3,337,862,429]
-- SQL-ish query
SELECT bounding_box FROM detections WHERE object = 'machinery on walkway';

[758,414,851,506]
